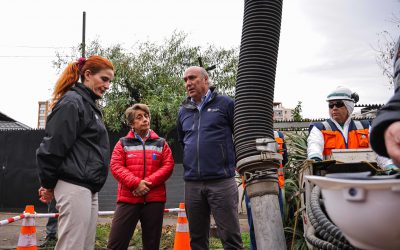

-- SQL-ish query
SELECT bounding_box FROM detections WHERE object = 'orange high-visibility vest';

[274,131,285,189]
[314,120,370,157]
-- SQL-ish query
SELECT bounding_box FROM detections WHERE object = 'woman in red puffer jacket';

[107,103,174,250]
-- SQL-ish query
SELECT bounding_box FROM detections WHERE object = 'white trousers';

[54,180,98,250]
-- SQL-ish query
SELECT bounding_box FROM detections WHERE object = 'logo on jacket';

[207,108,219,112]
[361,135,366,139]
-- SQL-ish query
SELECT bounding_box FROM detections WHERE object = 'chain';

[244,169,277,183]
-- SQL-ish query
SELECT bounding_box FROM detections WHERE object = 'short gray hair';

[125,103,150,125]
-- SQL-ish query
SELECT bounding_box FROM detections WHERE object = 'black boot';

[39,235,57,248]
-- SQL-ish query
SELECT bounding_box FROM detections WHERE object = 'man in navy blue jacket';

[177,66,243,250]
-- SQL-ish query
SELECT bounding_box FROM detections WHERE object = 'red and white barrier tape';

[0,213,26,226]
[0,213,59,226]
[98,211,114,216]
[164,208,185,213]
[98,208,185,216]
[1,208,185,226]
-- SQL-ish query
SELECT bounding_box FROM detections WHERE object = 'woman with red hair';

[36,55,114,250]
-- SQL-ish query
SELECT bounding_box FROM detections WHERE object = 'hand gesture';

[384,121,400,167]
[38,186,54,203]
[132,180,152,196]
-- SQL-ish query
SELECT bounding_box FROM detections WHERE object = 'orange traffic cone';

[16,205,37,250]
[173,203,191,250]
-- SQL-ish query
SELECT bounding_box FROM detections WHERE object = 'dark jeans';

[46,199,58,238]
[185,177,243,250]
[245,187,284,250]
[107,202,165,250]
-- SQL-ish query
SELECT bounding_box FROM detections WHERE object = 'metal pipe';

[81,11,86,58]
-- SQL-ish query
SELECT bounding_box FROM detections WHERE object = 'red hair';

[50,55,114,109]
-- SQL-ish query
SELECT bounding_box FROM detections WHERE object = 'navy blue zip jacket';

[177,88,236,181]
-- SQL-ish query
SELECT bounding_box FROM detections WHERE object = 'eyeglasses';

[329,101,345,109]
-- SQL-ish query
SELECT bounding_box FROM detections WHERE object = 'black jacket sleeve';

[370,88,400,157]
[36,99,80,189]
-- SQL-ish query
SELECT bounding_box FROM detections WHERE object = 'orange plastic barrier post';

[16,205,37,250]
[173,203,191,250]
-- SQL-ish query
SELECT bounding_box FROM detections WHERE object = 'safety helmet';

[326,86,359,103]
[306,174,400,250]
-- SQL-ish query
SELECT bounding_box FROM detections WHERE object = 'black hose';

[306,185,356,250]
[305,222,339,250]
[234,0,283,163]
[311,186,352,246]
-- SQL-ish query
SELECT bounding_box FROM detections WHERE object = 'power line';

[0,45,75,49]
[0,55,74,59]
[14,45,74,49]
[0,55,55,58]
[15,45,74,49]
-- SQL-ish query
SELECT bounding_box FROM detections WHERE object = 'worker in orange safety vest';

[274,130,287,189]
[307,85,395,171]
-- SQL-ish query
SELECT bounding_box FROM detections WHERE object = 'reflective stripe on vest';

[353,120,364,130]
[274,131,285,189]
[322,121,332,131]
[320,120,369,157]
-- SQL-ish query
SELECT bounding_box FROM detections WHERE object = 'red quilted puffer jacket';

[110,130,174,204]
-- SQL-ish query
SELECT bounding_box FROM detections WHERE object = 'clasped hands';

[38,186,54,204]
[132,180,152,196]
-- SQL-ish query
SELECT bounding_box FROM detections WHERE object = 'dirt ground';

[0,212,249,249]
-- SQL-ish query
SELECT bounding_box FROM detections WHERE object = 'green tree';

[292,101,303,121]
[53,31,239,139]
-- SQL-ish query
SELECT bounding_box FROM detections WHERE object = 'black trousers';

[45,198,58,238]
[107,202,165,250]
[185,177,243,250]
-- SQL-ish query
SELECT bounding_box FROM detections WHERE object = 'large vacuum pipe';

[234,0,285,249]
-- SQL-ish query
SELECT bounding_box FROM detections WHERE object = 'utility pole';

[81,11,86,58]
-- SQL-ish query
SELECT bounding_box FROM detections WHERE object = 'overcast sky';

[0,0,399,128]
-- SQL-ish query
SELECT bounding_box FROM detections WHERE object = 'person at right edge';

[307,85,396,172]
[177,66,243,250]
[370,35,400,172]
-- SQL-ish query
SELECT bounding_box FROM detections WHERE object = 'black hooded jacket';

[371,87,400,157]
[36,83,110,193]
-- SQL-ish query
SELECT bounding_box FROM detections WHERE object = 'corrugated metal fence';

[0,129,184,212]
